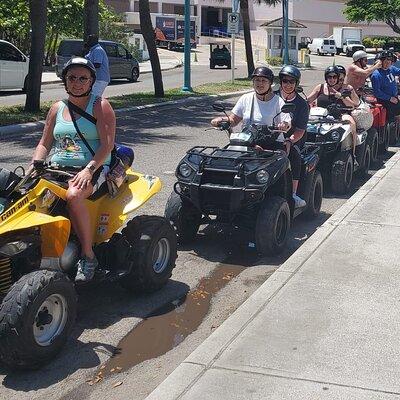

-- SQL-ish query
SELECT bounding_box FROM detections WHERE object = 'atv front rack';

[186,146,279,161]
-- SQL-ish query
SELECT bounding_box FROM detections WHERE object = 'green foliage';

[344,0,400,34]
[0,0,130,60]
[125,43,143,62]
[371,38,386,50]
[265,56,283,66]
[362,37,374,48]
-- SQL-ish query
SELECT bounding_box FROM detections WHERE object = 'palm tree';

[84,0,99,41]
[25,0,47,112]
[139,0,164,97]
[240,0,254,77]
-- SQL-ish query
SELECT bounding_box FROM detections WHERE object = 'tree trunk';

[240,0,255,77]
[139,0,164,97]
[45,30,54,66]
[84,0,99,42]
[25,0,47,112]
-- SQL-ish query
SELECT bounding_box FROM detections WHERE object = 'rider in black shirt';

[275,65,309,208]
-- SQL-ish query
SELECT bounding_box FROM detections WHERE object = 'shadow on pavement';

[0,278,189,391]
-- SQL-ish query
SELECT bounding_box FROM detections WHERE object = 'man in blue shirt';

[371,50,400,122]
[85,34,110,97]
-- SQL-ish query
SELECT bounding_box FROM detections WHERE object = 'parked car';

[307,38,336,56]
[0,40,29,91]
[56,39,140,82]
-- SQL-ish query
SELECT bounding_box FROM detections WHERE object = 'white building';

[106,0,399,42]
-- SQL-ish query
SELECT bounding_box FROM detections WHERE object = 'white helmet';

[353,50,368,62]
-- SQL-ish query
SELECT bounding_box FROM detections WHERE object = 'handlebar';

[13,161,75,193]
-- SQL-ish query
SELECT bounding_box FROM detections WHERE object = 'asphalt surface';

[0,90,393,400]
[0,53,354,108]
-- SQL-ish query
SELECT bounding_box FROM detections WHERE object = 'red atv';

[364,88,400,153]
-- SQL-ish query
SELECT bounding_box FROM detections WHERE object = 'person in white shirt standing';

[85,34,110,97]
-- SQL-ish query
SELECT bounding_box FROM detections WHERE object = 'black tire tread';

[255,196,290,256]
[120,215,177,293]
[331,151,353,194]
[0,270,77,369]
[165,192,201,244]
[304,171,323,218]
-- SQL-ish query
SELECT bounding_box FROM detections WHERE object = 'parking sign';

[227,13,240,34]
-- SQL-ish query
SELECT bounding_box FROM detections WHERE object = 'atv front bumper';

[175,181,264,216]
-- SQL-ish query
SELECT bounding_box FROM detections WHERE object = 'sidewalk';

[146,150,400,400]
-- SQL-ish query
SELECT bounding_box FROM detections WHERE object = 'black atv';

[165,103,323,256]
[306,102,373,194]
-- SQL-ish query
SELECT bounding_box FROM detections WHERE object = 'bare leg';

[66,184,95,259]
[342,114,357,156]
[293,180,299,194]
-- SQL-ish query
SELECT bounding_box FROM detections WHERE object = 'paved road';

[0,53,353,108]
[0,92,392,400]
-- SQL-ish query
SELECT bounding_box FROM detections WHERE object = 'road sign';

[232,0,240,13]
[227,12,240,34]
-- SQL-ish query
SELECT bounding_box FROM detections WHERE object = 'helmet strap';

[255,86,271,101]
[280,83,296,99]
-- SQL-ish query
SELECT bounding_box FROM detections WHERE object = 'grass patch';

[0,79,252,127]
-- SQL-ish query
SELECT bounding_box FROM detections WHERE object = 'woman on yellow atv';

[29,57,116,282]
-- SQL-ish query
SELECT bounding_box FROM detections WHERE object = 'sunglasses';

[66,75,91,84]
[282,79,296,84]
[327,75,338,79]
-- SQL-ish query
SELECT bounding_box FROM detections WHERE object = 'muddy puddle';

[89,253,259,384]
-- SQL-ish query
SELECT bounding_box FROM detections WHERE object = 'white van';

[307,38,336,56]
[0,40,29,91]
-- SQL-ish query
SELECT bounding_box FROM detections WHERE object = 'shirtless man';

[346,50,381,94]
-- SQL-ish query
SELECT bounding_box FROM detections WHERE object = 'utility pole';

[182,0,192,92]
[283,0,290,65]
[231,0,240,83]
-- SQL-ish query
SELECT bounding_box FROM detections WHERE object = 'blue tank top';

[51,94,111,167]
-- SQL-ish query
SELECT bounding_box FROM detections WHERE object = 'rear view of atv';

[306,104,371,194]
[165,103,323,255]
[0,159,177,369]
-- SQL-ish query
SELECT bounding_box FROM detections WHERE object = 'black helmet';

[61,57,96,84]
[324,65,339,80]
[335,65,346,76]
[252,66,274,83]
[376,50,397,62]
[279,65,301,82]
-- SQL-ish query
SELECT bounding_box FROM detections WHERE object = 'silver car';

[55,39,140,82]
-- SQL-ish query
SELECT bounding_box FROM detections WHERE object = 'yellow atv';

[0,159,177,369]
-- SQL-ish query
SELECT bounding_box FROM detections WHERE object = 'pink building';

[105,0,399,41]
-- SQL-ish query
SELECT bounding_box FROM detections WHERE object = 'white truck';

[332,27,365,57]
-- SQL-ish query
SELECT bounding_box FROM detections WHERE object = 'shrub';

[265,56,283,66]
[362,37,373,48]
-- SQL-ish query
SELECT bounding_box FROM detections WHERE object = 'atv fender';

[0,212,70,257]
[115,171,161,216]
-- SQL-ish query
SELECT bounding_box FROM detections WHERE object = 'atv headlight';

[256,169,269,184]
[178,163,192,178]
[330,130,341,141]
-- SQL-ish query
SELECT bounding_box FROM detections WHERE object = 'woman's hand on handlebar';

[211,117,229,127]
[277,121,290,131]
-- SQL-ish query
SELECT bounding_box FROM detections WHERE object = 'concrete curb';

[145,150,400,400]
[40,62,183,86]
[0,89,251,139]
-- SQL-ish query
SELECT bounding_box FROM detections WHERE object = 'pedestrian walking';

[85,34,110,97]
